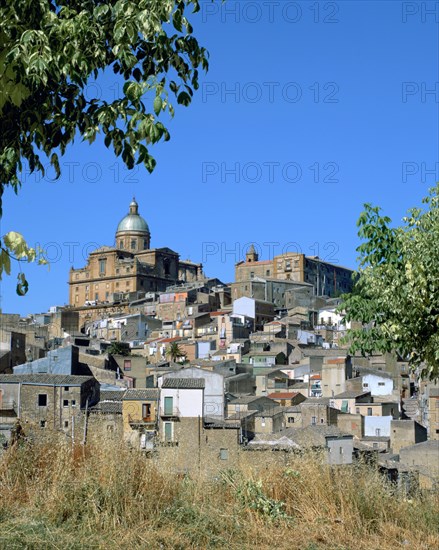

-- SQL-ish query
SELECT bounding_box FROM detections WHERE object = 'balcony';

[160,407,180,418]
[128,414,156,426]
[0,400,17,413]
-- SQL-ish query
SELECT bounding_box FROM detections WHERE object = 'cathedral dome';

[116,199,150,234]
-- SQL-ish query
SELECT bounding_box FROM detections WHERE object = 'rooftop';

[0,374,95,386]
[333,390,371,399]
[90,401,122,414]
[229,395,271,405]
[162,378,205,390]
[249,425,351,449]
[122,389,160,400]
[100,390,126,401]
[268,392,300,400]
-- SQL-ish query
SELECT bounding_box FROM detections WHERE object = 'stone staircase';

[401,397,420,421]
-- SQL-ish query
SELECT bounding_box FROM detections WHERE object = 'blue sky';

[2,0,438,315]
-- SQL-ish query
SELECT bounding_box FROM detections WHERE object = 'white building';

[361,372,394,396]
[159,367,224,419]
[159,377,204,418]
[317,307,350,330]
[364,415,392,438]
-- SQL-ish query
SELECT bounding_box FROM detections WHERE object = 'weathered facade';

[235,246,353,297]
[0,374,99,434]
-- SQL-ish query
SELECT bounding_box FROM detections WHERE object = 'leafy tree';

[340,184,439,380]
[106,341,131,356]
[166,341,185,362]
[0,0,210,294]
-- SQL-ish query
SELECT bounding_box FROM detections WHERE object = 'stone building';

[0,373,99,434]
[391,420,428,455]
[235,245,353,297]
[69,199,204,308]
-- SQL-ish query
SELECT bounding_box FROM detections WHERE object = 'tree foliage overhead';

[340,185,439,380]
[0,0,209,294]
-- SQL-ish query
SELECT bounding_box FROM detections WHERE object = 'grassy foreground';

[0,433,437,550]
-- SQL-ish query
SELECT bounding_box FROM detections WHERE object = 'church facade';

[68,199,203,306]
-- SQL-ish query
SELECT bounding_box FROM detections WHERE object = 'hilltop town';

[1,199,438,491]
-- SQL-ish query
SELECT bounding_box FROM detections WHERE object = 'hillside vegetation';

[0,433,438,549]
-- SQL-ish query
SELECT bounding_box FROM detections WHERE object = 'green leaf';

[153,96,163,116]
[177,91,191,106]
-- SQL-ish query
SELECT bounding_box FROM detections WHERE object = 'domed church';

[69,199,204,306]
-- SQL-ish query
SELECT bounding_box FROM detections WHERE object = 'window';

[220,448,229,460]
[71,400,76,407]
[38,394,47,407]
[119,240,124,249]
[320,418,324,424]
[99,259,107,275]
[64,386,69,392]
[40,420,46,428]
[63,400,69,407]
[339,447,343,455]
[250,272,254,279]
[367,407,372,416]
[356,407,360,414]
[142,403,151,420]
[363,383,369,388]
[378,382,385,386]
[131,239,136,250]
[95,293,99,300]
[64,420,69,428]
[311,416,317,425]
[266,270,270,276]
[288,417,295,423]
[375,428,381,437]
[164,396,173,416]
[143,239,148,249]
[261,417,265,427]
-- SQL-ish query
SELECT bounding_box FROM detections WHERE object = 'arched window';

[131,239,136,250]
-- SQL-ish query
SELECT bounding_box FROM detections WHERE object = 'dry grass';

[0,433,437,549]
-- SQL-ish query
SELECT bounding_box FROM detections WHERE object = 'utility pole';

[82,398,89,445]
